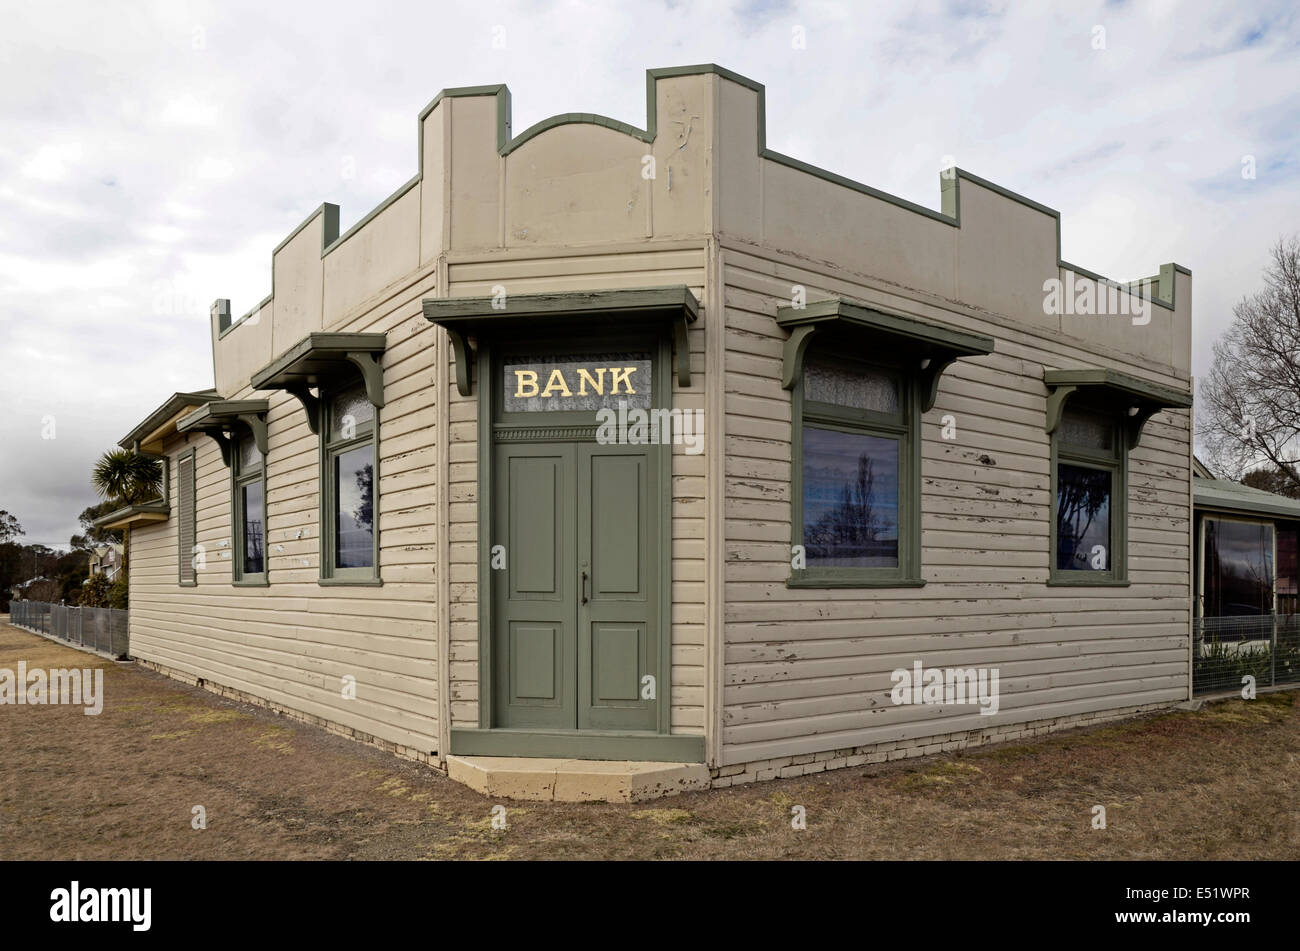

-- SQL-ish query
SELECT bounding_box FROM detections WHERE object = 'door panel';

[592,622,645,702]
[493,445,576,729]
[510,623,561,703]
[579,444,658,731]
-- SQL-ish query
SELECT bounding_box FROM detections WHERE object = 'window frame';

[318,379,381,586]
[789,350,923,588]
[1049,404,1129,586]
[231,432,268,587]
[1198,513,1276,618]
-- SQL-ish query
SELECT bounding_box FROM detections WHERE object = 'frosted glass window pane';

[239,435,261,472]
[330,385,374,440]
[805,357,898,414]
[1060,409,1112,451]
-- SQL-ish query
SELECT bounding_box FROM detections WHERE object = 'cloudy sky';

[0,0,1295,548]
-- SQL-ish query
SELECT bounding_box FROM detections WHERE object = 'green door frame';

[452,327,703,762]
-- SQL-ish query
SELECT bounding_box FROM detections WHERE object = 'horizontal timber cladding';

[718,243,1191,767]
[443,244,709,737]
[127,270,444,757]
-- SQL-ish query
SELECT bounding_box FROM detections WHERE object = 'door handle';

[580,570,589,605]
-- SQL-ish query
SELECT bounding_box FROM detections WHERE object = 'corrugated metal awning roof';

[1194,478,1300,521]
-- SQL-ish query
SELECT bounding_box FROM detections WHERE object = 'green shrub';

[78,574,112,608]
[109,573,129,610]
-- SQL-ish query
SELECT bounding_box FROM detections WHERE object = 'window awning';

[1043,368,1193,450]
[91,500,170,532]
[422,286,700,395]
[176,399,270,468]
[776,299,994,412]
[250,332,388,433]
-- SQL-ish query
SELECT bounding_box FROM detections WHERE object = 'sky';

[0,0,1296,549]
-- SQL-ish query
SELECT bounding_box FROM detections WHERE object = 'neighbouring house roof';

[1194,478,1300,521]
[1192,455,1215,479]
[119,389,221,452]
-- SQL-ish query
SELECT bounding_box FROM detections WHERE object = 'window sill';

[787,575,926,589]
[1047,576,1130,587]
[318,576,383,587]
[233,578,269,587]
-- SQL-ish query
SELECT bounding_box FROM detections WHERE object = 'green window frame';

[789,350,922,588]
[1050,405,1128,586]
[318,381,381,585]
[231,433,268,586]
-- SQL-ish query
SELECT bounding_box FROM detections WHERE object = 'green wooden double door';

[492,440,662,733]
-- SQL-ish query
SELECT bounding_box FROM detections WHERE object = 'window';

[1203,517,1274,617]
[1051,406,1126,584]
[791,352,919,586]
[177,449,196,585]
[232,434,266,585]
[320,382,379,583]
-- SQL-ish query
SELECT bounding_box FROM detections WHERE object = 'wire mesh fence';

[1193,613,1300,696]
[7,600,130,659]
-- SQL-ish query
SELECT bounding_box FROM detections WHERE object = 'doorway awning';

[176,399,270,468]
[250,332,388,434]
[422,286,700,395]
[1043,368,1192,450]
[775,299,995,412]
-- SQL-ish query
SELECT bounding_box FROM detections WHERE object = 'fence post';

[1272,618,1278,689]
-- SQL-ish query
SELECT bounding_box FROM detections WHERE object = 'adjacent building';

[100,65,1197,796]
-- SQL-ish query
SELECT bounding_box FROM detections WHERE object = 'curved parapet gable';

[209,63,1191,397]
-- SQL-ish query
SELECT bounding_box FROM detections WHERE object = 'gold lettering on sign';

[609,367,638,394]
[540,369,572,398]
[576,368,605,395]
[514,370,539,397]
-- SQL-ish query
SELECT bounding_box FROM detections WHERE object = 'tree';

[1200,236,1300,487]
[70,500,125,550]
[1241,465,1300,500]
[805,454,884,560]
[89,448,161,583]
[0,510,23,544]
[91,449,163,506]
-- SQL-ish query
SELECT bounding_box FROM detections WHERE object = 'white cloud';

[20,142,83,182]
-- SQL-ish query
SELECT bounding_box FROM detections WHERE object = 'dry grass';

[1,621,1296,860]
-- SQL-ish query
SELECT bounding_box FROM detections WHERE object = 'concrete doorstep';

[446,755,711,803]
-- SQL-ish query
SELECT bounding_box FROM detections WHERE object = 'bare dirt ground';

[1,620,1296,860]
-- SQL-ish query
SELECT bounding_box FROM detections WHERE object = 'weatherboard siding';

[129,272,443,757]
[718,243,1191,767]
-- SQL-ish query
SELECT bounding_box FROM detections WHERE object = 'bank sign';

[504,354,652,413]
